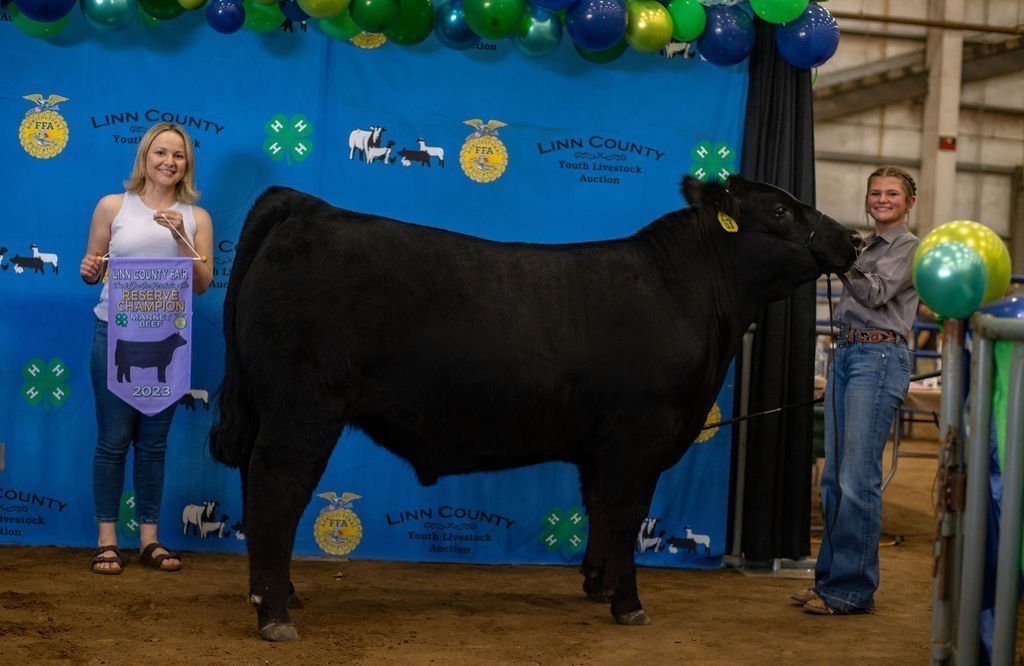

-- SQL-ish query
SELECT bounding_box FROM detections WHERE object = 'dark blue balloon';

[278,0,309,22]
[433,0,481,50]
[696,5,753,66]
[979,295,1024,320]
[566,0,626,52]
[207,0,245,33]
[13,0,75,21]
[531,0,574,10]
[775,2,840,69]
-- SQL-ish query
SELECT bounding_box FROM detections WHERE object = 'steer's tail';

[210,186,304,468]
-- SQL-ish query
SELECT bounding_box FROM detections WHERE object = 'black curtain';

[731,20,817,562]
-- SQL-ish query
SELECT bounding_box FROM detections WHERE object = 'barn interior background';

[0,0,850,566]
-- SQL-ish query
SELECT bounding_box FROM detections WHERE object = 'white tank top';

[94,192,197,321]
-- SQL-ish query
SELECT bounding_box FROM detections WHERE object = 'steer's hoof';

[614,609,651,626]
[260,621,299,642]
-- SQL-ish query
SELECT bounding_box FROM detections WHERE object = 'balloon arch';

[7,0,840,69]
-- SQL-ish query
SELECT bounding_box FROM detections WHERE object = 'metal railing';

[931,313,1024,665]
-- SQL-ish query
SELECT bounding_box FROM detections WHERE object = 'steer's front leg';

[245,426,337,641]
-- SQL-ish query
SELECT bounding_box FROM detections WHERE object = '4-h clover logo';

[264,114,313,165]
[689,140,736,183]
[117,491,139,543]
[114,312,128,327]
[540,507,588,557]
[22,357,70,409]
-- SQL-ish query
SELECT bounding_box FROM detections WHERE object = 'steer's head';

[683,174,861,277]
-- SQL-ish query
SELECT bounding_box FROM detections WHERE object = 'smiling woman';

[77,122,215,577]
[797,165,921,616]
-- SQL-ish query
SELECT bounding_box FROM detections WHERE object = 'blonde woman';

[79,122,214,574]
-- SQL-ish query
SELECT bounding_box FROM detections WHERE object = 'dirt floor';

[2,436,1022,664]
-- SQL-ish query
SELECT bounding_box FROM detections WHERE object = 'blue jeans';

[90,319,177,524]
[815,340,911,613]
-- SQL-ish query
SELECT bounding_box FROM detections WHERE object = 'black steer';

[210,175,861,641]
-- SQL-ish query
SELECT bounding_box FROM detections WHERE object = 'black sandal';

[91,545,123,575]
[139,542,182,572]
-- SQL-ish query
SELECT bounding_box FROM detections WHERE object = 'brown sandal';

[139,542,182,572]
[91,545,123,575]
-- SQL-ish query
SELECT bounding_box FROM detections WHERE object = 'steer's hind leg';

[578,462,608,602]
[245,418,342,642]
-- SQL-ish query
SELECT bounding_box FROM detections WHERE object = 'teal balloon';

[80,0,136,30]
[913,241,988,320]
[512,5,561,58]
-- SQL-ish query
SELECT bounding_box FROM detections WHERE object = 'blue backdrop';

[0,10,747,568]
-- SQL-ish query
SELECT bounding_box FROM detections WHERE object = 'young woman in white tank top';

[79,122,214,575]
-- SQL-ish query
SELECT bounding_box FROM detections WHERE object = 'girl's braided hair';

[867,165,916,199]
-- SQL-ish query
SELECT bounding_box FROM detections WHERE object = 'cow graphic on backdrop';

[182,500,232,538]
[1,244,59,275]
[114,333,187,382]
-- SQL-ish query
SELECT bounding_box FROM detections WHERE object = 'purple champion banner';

[107,257,193,416]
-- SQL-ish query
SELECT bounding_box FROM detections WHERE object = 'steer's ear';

[681,175,704,208]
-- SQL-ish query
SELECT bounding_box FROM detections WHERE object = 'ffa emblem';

[460,118,509,183]
[20,94,70,159]
[351,32,386,48]
[313,491,364,557]
[695,402,721,443]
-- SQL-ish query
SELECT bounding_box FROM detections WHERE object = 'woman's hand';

[80,253,104,284]
[154,210,186,239]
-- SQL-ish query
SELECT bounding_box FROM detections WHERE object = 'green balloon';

[385,0,433,45]
[138,0,184,19]
[243,0,284,30]
[349,0,399,32]
[666,0,704,41]
[320,9,361,39]
[749,0,808,24]
[10,4,72,38]
[913,241,988,320]
[575,38,628,64]
[463,0,524,40]
[298,0,348,18]
[914,220,1012,306]
[625,0,672,54]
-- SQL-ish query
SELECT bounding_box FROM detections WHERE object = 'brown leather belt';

[841,328,907,346]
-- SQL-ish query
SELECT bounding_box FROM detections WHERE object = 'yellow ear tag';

[718,211,739,232]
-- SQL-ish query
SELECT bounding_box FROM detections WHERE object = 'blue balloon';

[207,0,245,32]
[980,295,1024,320]
[775,2,840,69]
[696,4,754,66]
[278,0,309,22]
[566,0,626,52]
[434,0,480,50]
[13,0,75,21]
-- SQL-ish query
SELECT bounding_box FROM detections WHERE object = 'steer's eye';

[772,206,788,218]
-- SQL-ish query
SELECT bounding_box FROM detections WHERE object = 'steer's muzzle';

[812,215,860,274]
